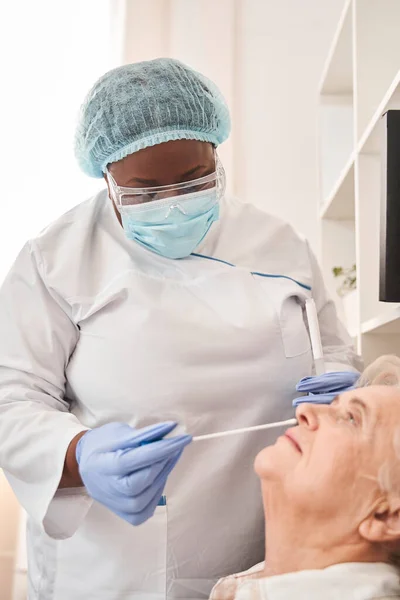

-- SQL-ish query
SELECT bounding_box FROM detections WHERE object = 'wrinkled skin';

[255,386,400,576]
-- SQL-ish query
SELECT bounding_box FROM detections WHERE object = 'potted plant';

[332,264,357,335]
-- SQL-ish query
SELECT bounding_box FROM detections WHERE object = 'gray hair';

[358,355,400,494]
[356,355,400,388]
[358,355,400,567]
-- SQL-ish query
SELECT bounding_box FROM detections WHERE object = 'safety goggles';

[106,154,226,208]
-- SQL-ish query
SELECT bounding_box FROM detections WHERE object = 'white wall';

[168,0,237,195]
[0,3,115,597]
[235,0,346,249]
[119,0,345,252]
[0,0,115,283]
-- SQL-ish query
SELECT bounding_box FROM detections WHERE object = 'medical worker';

[0,59,361,600]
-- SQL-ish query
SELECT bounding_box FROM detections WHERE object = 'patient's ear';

[359,499,400,543]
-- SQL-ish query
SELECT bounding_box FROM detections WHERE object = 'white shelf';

[361,309,400,335]
[318,0,400,364]
[320,152,355,220]
[355,0,400,141]
[357,70,400,155]
[319,0,353,95]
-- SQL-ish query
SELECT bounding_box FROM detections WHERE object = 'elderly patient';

[210,356,400,600]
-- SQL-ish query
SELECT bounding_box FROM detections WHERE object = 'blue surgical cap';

[74,58,231,178]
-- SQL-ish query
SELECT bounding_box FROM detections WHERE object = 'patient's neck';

[261,487,386,577]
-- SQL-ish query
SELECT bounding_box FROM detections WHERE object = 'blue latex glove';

[293,371,360,406]
[76,421,192,525]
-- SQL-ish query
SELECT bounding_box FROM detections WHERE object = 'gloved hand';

[76,421,192,526]
[293,371,360,406]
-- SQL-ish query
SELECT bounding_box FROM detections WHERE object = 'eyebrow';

[180,164,210,179]
[125,164,211,187]
[125,176,159,186]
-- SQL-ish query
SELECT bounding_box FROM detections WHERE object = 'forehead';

[108,141,215,186]
[116,140,213,170]
[340,385,400,413]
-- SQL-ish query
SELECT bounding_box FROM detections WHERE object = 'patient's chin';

[254,437,298,481]
[254,445,277,479]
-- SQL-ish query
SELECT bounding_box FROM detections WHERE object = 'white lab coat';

[209,561,400,599]
[0,191,360,600]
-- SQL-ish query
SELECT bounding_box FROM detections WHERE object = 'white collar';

[241,562,400,600]
[211,562,400,600]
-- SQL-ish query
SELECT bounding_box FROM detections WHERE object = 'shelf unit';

[317,0,400,365]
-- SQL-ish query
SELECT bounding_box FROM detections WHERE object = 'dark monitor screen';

[380,110,400,302]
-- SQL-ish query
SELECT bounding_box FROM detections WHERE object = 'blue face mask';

[119,188,220,259]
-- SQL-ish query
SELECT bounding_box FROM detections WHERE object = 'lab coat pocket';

[52,502,169,599]
[254,276,310,359]
[134,503,169,598]
[278,295,310,358]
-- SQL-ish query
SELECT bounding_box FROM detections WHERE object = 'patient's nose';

[296,403,319,430]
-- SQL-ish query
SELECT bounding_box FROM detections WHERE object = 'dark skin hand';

[60,139,214,488]
[60,431,86,488]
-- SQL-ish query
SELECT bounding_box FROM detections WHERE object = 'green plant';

[332,264,357,297]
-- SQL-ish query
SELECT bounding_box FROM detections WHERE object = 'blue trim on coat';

[191,253,312,291]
